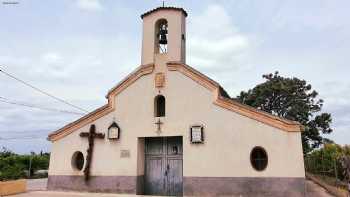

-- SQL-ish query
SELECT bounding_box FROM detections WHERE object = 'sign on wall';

[108,122,120,140]
[155,72,165,88]
[190,125,204,143]
[120,150,130,158]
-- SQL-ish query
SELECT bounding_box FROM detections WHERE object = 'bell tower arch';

[141,7,187,65]
[155,18,168,54]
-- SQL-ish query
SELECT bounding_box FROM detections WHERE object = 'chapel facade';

[47,7,305,196]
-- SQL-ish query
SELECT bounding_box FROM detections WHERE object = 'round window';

[250,147,268,171]
[71,151,84,171]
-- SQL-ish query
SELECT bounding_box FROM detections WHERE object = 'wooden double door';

[144,136,183,196]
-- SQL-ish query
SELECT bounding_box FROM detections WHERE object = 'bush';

[0,147,50,181]
[0,163,26,181]
[305,143,350,181]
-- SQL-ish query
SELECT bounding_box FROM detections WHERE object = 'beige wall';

[49,54,305,178]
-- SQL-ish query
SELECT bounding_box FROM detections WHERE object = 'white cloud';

[76,0,103,11]
[187,4,250,70]
[41,52,62,64]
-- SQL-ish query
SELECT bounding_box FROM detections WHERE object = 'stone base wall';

[48,175,305,196]
[184,177,305,197]
[47,175,141,194]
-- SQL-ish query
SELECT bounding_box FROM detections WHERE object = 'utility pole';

[28,156,32,178]
[28,152,34,178]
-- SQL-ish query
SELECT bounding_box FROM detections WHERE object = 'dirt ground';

[10,178,336,197]
[305,180,335,197]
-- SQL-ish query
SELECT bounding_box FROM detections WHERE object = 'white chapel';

[47,6,305,196]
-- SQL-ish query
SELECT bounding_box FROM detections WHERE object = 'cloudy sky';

[0,0,349,153]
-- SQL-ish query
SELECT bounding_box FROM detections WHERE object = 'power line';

[0,129,52,134]
[0,97,84,115]
[0,66,89,113]
[0,129,53,140]
[0,136,46,141]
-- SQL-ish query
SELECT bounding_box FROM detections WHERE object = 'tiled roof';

[141,7,188,19]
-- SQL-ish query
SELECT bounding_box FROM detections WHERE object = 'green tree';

[0,147,15,157]
[237,71,332,153]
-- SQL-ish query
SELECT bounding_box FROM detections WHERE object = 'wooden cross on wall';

[79,124,105,181]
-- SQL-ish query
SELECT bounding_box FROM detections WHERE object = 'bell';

[158,24,168,45]
[160,28,168,35]
[159,33,167,45]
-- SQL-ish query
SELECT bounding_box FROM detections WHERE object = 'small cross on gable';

[155,118,163,134]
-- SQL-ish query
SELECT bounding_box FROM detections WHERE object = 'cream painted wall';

[49,55,305,178]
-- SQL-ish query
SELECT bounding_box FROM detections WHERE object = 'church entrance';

[144,136,183,196]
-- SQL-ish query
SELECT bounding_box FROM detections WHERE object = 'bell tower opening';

[155,19,168,54]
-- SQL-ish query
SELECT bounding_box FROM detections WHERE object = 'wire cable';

[0,130,50,134]
[0,136,46,140]
[0,66,89,113]
[0,97,84,115]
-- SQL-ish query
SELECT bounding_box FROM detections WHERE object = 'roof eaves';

[141,7,188,19]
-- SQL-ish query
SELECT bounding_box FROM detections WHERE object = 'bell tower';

[141,7,187,65]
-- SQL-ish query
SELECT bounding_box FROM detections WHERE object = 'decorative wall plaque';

[190,125,204,143]
[108,122,120,140]
[120,150,130,158]
[155,72,165,88]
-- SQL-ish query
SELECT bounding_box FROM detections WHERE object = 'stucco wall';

[49,55,305,178]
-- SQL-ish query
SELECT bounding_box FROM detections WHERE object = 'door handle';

[164,164,170,176]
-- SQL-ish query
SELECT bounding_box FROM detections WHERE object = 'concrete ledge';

[0,179,27,196]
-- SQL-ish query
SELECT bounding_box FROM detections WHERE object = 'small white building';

[47,6,305,196]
